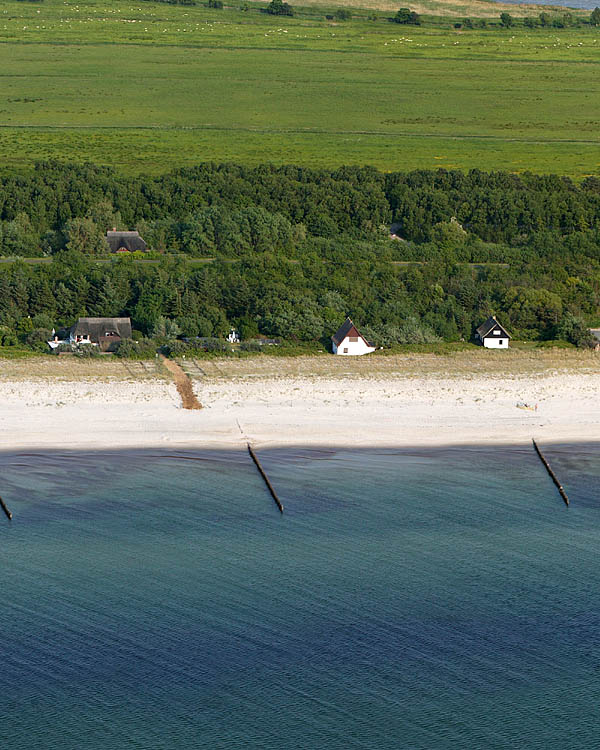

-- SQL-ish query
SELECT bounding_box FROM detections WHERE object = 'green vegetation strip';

[0,0,599,176]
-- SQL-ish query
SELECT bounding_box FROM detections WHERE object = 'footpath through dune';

[160,356,203,410]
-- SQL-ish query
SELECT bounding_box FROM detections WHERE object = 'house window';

[349,336,358,343]
[343,347,348,353]
[493,329,501,335]
[499,340,504,345]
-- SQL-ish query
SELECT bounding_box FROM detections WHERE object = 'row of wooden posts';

[0,439,573,522]
[246,439,572,515]
[532,439,570,507]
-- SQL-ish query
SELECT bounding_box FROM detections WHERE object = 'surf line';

[0,495,12,521]
[247,443,284,514]
[532,439,570,507]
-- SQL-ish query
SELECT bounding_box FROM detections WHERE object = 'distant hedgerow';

[266,0,293,16]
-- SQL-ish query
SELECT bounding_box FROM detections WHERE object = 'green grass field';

[0,0,599,176]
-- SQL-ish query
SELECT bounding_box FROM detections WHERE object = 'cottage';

[475,316,511,349]
[331,317,375,356]
[590,329,600,350]
[106,230,148,253]
[69,317,132,352]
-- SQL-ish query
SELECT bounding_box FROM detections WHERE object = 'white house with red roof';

[331,317,375,356]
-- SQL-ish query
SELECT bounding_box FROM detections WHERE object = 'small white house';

[475,316,511,349]
[331,317,375,356]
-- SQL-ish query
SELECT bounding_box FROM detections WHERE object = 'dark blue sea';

[1,445,599,749]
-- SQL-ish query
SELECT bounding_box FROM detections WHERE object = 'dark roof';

[106,231,147,253]
[332,317,371,346]
[71,317,132,342]
[476,316,511,339]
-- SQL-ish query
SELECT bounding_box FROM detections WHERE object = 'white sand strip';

[0,373,597,450]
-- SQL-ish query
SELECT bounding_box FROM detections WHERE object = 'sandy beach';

[0,351,598,450]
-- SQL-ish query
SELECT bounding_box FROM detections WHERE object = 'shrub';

[73,345,102,358]
[203,338,229,352]
[53,343,73,355]
[240,341,263,352]
[32,313,54,330]
[266,0,293,15]
[115,338,157,358]
[207,0,223,7]
[152,316,181,341]
[26,328,52,352]
[554,313,597,348]
[0,325,17,346]
[393,8,420,25]
[335,8,352,20]
[161,340,191,357]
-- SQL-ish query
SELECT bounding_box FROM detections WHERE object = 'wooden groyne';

[532,439,569,507]
[247,443,284,514]
[0,495,12,521]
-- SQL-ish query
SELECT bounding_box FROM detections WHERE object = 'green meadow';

[0,0,599,175]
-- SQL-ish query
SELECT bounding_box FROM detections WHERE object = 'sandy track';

[161,357,203,410]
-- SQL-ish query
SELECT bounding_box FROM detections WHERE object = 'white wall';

[483,335,509,349]
[333,336,375,356]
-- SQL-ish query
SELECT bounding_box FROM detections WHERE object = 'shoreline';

[0,359,597,452]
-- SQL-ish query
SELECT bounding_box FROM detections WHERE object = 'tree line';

[0,161,599,351]
[1,162,600,253]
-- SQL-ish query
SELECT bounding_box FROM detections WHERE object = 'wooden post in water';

[532,439,570,507]
[247,443,284,513]
[0,495,12,521]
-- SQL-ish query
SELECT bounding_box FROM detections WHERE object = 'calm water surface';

[1,445,599,749]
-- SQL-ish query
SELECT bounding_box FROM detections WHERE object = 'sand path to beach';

[0,351,597,451]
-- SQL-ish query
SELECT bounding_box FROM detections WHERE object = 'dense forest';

[0,162,599,351]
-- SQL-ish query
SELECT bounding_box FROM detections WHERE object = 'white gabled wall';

[483,335,509,349]
[334,336,375,356]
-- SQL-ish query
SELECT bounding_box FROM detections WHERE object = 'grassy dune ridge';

[289,0,578,16]
[0,0,599,175]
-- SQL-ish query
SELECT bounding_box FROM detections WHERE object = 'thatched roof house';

[106,230,147,253]
[70,317,132,352]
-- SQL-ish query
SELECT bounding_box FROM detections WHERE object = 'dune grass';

[183,346,600,379]
[0,0,598,176]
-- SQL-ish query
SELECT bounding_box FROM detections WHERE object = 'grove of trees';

[0,161,599,350]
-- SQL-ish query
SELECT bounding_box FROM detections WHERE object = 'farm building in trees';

[331,318,375,356]
[106,230,148,253]
[49,317,132,352]
[475,316,511,349]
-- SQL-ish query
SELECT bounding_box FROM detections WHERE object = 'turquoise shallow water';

[1,445,599,749]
